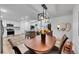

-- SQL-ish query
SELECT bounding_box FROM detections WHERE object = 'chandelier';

[38,4,49,22]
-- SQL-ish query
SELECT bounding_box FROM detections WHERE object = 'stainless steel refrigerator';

[0,20,4,53]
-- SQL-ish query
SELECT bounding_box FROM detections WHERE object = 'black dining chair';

[8,39,22,54]
[12,46,22,54]
[47,34,68,54]
[59,35,68,54]
[24,45,36,54]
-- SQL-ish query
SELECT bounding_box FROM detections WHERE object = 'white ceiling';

[0,4,75,21]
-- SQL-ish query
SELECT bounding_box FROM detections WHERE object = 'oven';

[7,29,14,36]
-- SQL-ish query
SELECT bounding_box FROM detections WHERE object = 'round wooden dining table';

[24,35,56,54]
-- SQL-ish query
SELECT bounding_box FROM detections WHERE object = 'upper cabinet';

[2,20,20,29]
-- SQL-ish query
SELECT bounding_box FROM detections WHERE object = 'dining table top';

[24,34,56,53]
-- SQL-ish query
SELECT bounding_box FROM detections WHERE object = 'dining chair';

[24,45,36,54]
[30,31,36,38]
[25,31,36,39]
[48,34,68,54]
[12,46,22,54]
[59,34,68,54]
[8,39,21,54]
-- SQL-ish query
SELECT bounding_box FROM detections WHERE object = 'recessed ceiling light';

[0,8,7,13]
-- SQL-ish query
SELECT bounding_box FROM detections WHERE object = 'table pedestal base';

[41,34,46,45]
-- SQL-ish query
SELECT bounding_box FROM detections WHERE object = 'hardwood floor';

[3,34,28,54]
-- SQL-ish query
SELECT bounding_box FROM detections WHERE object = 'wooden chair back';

[59,34,68,54]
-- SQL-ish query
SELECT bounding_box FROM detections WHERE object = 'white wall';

[50,15,73,40]
[20,21,30,34]
[72,5,79,53]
